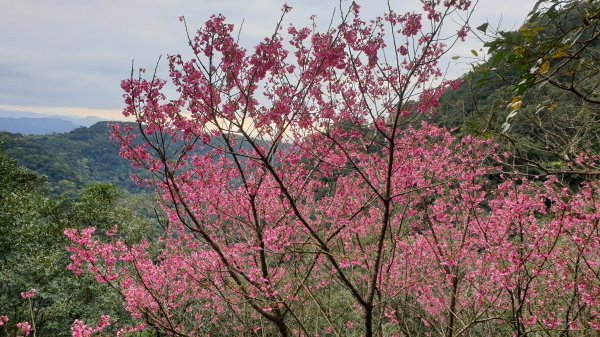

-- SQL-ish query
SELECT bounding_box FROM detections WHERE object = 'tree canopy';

[63,2,600,336]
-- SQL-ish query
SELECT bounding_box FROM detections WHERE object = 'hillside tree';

[66,1,600,336]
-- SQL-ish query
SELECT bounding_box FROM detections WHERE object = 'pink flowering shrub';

[65,1,600,336]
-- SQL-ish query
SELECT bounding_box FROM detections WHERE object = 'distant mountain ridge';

[0,110,105,134]
[0,117,81,134]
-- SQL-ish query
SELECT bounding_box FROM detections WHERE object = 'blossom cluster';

[15,322,31,336]
[70,315,111,337]
[19,289,36,300]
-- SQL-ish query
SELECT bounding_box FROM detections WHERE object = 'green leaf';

[471,49,479,57]
[546,4,559,19]
[476,23,489,33]
[528,0,544,17]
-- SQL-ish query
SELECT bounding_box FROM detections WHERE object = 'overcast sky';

[0,0,534,121]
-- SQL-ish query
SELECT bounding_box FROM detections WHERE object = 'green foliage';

[485,0,600,98]
[0,150,160,336]
[437,0,600,178]
[0,122,141,195]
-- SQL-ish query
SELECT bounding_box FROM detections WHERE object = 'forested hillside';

[0,122,139,194]
[1,121,261,195]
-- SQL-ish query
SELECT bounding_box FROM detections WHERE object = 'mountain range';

[0,110,105,134]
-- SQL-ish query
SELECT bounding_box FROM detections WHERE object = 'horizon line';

[0,103,130,121]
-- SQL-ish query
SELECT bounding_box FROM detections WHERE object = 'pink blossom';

[16,322,31,336]
[70,320,93,337]
[20,289,36,299]
[457,24,469,41]
[70,315,110,337]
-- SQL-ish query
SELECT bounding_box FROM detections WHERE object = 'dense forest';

[0,122,139,195]
[1,0,600,336]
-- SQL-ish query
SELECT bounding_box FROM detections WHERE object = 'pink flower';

[96,315,111,331]
[0,315,9,327]
[16,322,31,336]
[398,45,408,56]
[450,79,463,90]
[70,315,111,337]
[71,320,92,337]
[20,289,36,300]
[457,25,469,41]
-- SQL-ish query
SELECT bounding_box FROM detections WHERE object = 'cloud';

[0,0,531,116]
[0,103,125,121]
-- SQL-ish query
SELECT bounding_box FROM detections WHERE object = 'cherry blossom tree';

[65,1,600,336]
